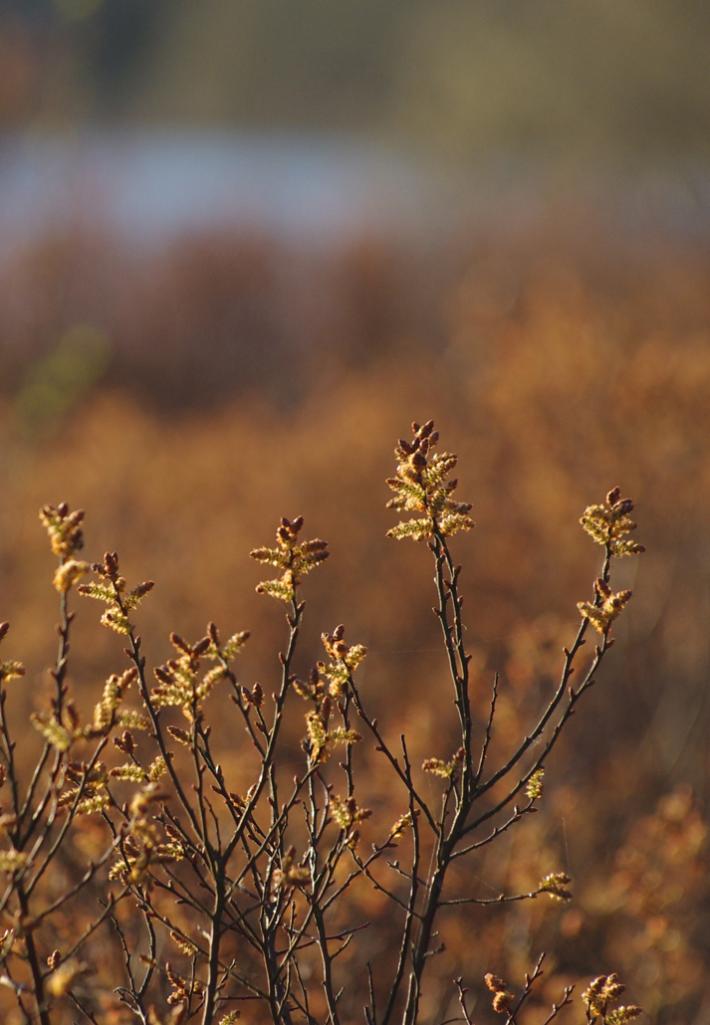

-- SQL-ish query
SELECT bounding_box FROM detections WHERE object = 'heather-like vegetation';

[2,3,708,1021]
[0,226,708,1023]
[1,421,649,1025]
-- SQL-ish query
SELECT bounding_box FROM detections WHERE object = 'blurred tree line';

[3,0,710,164]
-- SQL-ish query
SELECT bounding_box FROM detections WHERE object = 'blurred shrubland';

[1,2,709,1020]
[0,223,708,1022]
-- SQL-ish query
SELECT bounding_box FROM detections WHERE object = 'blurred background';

[1,2,709,1022]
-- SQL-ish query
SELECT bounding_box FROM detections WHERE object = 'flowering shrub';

[0,422,644,1025]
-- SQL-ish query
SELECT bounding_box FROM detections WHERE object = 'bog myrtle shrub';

[0,422,643,1025]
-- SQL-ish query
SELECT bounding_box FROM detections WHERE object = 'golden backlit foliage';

[0,429,646,1025]
[0,227,708,1022]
